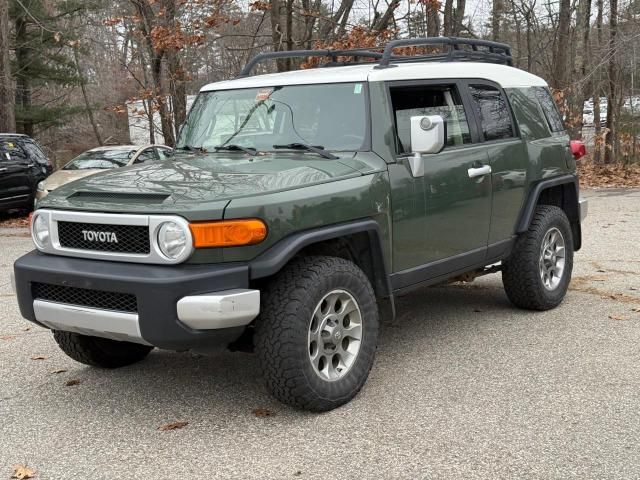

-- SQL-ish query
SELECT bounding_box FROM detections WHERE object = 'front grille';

[32,282,138,313]
[57,221,150,254]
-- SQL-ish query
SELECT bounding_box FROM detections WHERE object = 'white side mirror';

[410,115,445,154]
[406,115,445,178]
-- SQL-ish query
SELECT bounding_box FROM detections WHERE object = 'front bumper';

[13,250,259,351]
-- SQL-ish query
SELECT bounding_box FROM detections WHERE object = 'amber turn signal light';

[189,219,267,248]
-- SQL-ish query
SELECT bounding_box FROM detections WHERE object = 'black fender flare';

[515,173,581,250]
[249,219,393,302]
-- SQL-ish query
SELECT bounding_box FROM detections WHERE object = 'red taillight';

[570,140,586,160]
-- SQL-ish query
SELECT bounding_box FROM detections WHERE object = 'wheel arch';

[516,174,582,251]
[249,219,395,319]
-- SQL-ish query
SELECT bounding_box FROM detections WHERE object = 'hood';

[43,169,103,192]
[38,153,365,217]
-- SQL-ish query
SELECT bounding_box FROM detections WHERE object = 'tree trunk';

[426,3,441,37]
[132,0,175,146]
[552,0,571,91]
[604,0,618,164]
[14,15,33,136]
[453,0,466,36]
[73,48,103,145]
[167,52,186,133]
[372,0,400,32]
[443,0,453,36]
[566,0,591,138]
[593,0,603,164]
[0,0,15,132]
[492,0,503,41]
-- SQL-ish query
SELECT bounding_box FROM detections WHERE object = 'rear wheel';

[502,205,574,310]
[255,256,379,411]
[53,331,153,368]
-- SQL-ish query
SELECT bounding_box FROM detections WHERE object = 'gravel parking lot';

[1,188,639,480]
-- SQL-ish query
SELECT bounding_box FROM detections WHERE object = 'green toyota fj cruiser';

[13,37,588,411]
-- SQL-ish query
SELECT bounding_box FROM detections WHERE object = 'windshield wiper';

[272,143,338,160]
[175,145,207,153]
[214,144,258,156]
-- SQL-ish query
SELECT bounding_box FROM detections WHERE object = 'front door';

[387,81,493,288]
[0,139,32,208]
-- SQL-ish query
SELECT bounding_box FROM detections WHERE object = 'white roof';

[201,62,547,92]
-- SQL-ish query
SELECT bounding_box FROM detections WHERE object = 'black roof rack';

[238,36,513,78]
[375,37,512,68]
[238,48,384,78]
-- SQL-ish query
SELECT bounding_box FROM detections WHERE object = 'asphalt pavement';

[1,188,639,480]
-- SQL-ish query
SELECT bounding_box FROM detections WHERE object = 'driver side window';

[390,84,472,153]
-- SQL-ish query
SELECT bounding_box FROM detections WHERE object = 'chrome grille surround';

[31,209,194,264]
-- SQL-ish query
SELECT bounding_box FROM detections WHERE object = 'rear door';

[0,139,33,207]
[461,81,528,249]
[387,80,493,287]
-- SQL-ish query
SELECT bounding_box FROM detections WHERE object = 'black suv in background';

[0,134,53,213]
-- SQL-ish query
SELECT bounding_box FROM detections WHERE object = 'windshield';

[177,83,368,152]
[63,149,136,170]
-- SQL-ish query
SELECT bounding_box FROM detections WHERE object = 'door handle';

[468,165,492,178]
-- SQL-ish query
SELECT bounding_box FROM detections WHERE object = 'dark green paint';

[38,80,575,275]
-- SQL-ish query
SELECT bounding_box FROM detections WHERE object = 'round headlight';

[157,221,188,259]
[36,181,45,192]
[32,213,50,248]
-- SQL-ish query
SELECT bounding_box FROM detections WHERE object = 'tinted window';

[390,85,472,152]
[0,140,28,162]
[533,87,565,132]
[468,85,515,141]
[22,141,48,164]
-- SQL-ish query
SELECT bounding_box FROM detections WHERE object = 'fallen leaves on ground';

[578,161,640,188]
[65,379,81,386]
[609,314,629,321]
[30,355,47,361]
[50,369,67,374]
[158,421,188,431]
[252,408,275,417]
[11,464,36,479]
[0,215,30,229]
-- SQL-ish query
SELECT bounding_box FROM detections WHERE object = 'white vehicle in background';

[36,144,173,201]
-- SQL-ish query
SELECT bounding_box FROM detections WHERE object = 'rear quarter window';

[468,84,515,141]
[533,87,565,133]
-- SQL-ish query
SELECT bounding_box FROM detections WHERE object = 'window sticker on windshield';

[353,83,363,94]
[256,88,274,101]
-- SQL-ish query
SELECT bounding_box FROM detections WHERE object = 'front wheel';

[502,205,574,310]
[255,256,379,412]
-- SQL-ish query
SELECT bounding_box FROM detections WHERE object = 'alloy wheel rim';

[539,227,566,291]
[308,289,363,382]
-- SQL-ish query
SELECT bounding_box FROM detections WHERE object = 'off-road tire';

[255,256,379,412]
[53,331,153,368]
[502,205,574,310]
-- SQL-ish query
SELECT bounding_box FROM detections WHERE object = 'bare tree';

[0,0,14,132]
[604,0,618,164]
